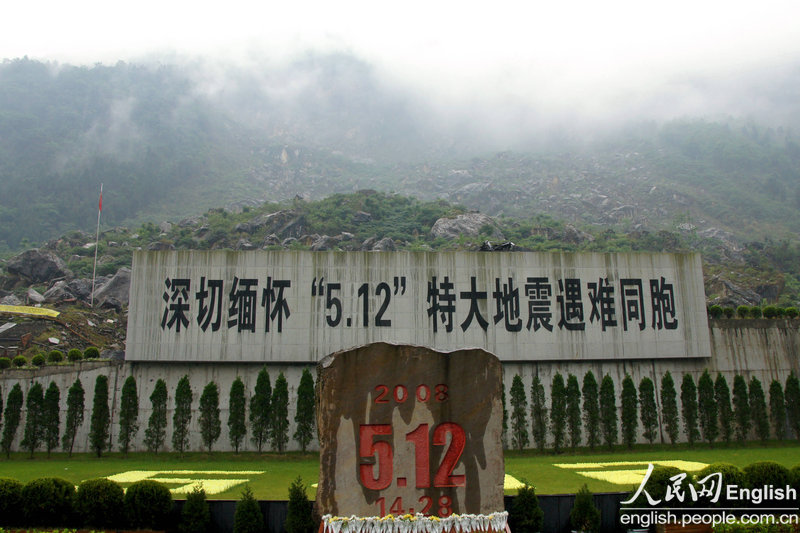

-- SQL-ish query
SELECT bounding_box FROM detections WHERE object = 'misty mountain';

[1,54,800,254]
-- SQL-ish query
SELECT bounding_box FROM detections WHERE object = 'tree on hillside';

[89,375,110,457]
[2,384,23,457]
[21,382,44,457]
[199,381,221,452]
[784,372,800,440]
[660,372,679,444]
[697,370,718,445]
[43,382,61,457]
[510,375,529,450]
[620,374,638,448]
[680,374,700,446]
[732,374,750,441]
[145,379,168,453]
[769,379,786,440]
[599,375,617,449]
[638,377,658,444]
[749,376,769,442]
[250,368,272,453]
[550,373,567,453]
[172,375,193,454]
[530,374,547,451]
[62,378,84,456]
[294,368,315,452]
[566,374,582,451]
[582,371,600,449]
[271,373,290,452]
[715,373,733,443]
[118,376,139,456]
[228,377,247,453]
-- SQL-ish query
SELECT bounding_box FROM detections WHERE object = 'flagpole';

[90,184,103,307]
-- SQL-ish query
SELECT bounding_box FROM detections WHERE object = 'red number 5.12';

[359,422,466,490]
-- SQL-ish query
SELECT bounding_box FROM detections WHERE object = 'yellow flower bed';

[322,512,509,533]
[104,469,265,495]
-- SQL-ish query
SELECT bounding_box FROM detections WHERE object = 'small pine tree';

[569,484,601,533]
[173,375,193,454]
[2,384,23,457]
[249,368,272,452]
[508,484,544,533]
[233,486,264,533]
[681,374,700,446]
[510,375,529,450]
[550,373,567,453]
[43,382,60,457]
[293,369,315,452]
[660,371,679,444]
[599,375,617,450]
[749,376,769,442]
[582,371,600,449]
[697,370,718,445]
[784,372,800,439]
[228,377,247,453]
[285,477,315,533]
[21,382,44,457]
[715,373,734,443]
[638,377,658,444]
[271,373,290,452]
[566,374,582,450]
[620,374,638,448]
[769,379,787,440]
[732,374,750,441]
[530,374,547,451]
[62,378,84,456]
[180,484,211,533]
[118,376,139,456]
[145,379,168,453]
[89,374,110,457]
[199,381,221,452]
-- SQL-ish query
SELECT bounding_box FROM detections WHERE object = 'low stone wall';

[1,319,797,453]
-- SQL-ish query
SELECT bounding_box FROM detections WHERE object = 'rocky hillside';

[1,191,796,360]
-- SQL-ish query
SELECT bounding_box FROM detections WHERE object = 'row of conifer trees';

[505,369,800,451]
[0,367,317,456]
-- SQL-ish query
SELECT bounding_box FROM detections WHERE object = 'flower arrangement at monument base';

[321,512,509,533]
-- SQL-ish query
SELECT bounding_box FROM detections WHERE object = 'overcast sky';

[4,0,800,131]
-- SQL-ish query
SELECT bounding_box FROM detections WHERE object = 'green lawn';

[1,442,799,500]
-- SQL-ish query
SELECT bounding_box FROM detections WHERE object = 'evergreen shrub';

[84,346,100,359]
[234,486,264,533]
[785,307,799,319]
[22,477,76,527]
[0,357,10,369]
[47,349,63,362]
[125,479,174,530]
[67,349,83,362]
[0,478,24,526]
[508,484,544,533]
[709,305,723,319]
[570,484,601,533]
[750,306,763,319]
[75,478,125,529]
[762,306,779,319]
[12,355,26,367]
[180,484,211,533]
[736,306,750,318]
[723,307,735,318]
[31,353,46,367]
[694,463,746,507]
[285,477,315,533]
[743,462,791,490]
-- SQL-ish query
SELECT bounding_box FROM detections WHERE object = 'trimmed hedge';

[47,349,64,363]
[83,346,100,359]
[21,477,75,527]
[67,348,83,362]
[0,478,25,526]
[75,478,125,529]
[12,355,26,367]
[31,353,46,367]
[125,479,174,530]
[0,357,10,369]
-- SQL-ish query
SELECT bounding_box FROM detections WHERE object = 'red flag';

[99,191,102,212]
